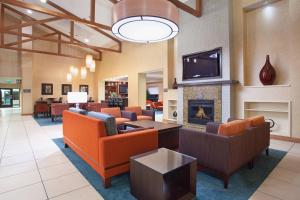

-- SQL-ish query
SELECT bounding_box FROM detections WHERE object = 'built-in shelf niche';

[167,100,177,122]
[243,0,290,87]
[243,101,291,137]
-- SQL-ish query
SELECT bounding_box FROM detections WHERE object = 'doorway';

[0,88,13,108]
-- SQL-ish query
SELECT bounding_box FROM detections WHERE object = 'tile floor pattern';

[0,108,299,200]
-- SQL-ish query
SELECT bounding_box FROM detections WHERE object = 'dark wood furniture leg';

[64,143,69,148]
[103,178,111,188]
[266,148,269,156]
[223,174,229,189]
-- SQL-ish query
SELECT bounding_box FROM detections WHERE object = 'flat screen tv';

[182,48,222,80]
[119,85,128,94]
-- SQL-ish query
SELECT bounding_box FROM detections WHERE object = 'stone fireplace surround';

[176,80,234,131]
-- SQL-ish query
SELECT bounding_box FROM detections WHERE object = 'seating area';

[0,0,299,200]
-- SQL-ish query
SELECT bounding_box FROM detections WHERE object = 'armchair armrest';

[99,129,158,169]
[121,111,137,121]
[142,109,155,120]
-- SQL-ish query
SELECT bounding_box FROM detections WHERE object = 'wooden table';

[130,148,197,200]
[124,121,182,149]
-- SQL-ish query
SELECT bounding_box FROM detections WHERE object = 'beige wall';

[32,53,95,104]
[232,0,300,138]
[95,42,168,106]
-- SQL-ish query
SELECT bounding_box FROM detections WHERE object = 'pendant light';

[85,55,93,67]
[66,73,72,82]
[70,66,78,76]
[80,67,87,80]
[89,60,96,72]
[112,0,179,43]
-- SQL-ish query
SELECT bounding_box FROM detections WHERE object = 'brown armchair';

[86,103,108,112]
[125,106,155,121]
[34,102,49,117]
[179,118,270,189]
[101,107,135,125]
[51,103,69,122]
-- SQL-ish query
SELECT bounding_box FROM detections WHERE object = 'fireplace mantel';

[178,80,239,87]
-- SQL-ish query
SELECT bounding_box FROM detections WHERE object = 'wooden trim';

[271,135,300,144]
[0,4,4,45]
[21,113,33,116]
[90,0,95,22]
[58,33,61,54]
[70,21,74,42]
[0,0,111,30]
[178,80,239,87]
[3,17,60,31]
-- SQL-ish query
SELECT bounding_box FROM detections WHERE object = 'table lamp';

[67,92,88,109]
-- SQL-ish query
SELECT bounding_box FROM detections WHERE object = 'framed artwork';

[41,83,53,95]
[79,85,89,94]
[61,84,72,95]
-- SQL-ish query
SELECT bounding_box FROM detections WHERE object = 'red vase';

[259,55,276,85]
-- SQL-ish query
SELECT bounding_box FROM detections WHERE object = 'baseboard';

[271,135,300,143]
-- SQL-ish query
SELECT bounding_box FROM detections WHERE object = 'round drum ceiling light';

[112,0,179,43]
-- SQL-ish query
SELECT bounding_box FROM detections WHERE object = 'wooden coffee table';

[130,148,197,200]
[124,120,182,149]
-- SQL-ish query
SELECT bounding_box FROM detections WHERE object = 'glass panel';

[1,89,12,107]
[12,89,20,107]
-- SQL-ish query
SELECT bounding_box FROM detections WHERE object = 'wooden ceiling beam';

[5,32,57,47]
[90,0,95,22]
[0,45,101,61]
[3,16,60,31]
[2,30,120,53]
[108,0,202,17]
[3,5,103,54]
[47,1,121,50]
[168,0,201,17]
[0,0,111,30]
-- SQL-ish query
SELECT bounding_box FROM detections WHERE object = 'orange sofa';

[63,110,158,188]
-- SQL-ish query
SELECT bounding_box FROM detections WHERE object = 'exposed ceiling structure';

[0,0,201,60]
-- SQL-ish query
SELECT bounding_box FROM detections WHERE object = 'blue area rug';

[34,116,62,126]
[53,138,286,200]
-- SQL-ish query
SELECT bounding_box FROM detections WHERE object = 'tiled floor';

[0,108,103,200]
[0,108,299,200]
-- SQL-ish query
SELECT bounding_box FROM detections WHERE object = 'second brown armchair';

[125,106,155,121]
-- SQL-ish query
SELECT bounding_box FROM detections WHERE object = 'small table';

[124,121,182,149]
[130,148,197,200]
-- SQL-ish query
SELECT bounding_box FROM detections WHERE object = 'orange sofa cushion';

[101,107,121,118]
[137,115,152,121]
[218,120,247,137]
[125,106,142,116]
[247,116,265,127]
[116,118,130,125]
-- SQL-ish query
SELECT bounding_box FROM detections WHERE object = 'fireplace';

[188,100,214,125]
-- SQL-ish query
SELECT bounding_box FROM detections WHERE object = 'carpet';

[53,138,286,200]
[34,116,62,126]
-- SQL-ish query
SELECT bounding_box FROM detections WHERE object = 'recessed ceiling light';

[112,0,179,43]
[84,38,90,43]
[27,9,33,14]
[40,0,47,3]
